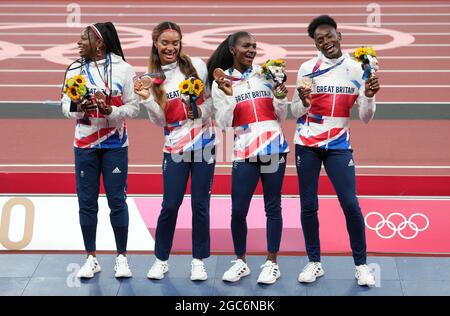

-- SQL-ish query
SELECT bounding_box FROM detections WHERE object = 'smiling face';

[230,35,257,72]
[77,28,100,59]
[314,24,342,59]
[155,30,181,65]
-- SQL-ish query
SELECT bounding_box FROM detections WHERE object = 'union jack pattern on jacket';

[291,52,376,150]
[61,53,140,149]
[140,57,216,154]
[212,66,289,161]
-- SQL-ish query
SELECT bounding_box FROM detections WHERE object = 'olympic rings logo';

[364,212,430,240]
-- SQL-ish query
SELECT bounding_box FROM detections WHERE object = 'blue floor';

[1,254,449,296]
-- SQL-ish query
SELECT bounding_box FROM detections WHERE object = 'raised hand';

[274,83,288,99]
[134,79,152,99]
[297,86,312,107]
[216,78,233,96]
[364,74,380,98]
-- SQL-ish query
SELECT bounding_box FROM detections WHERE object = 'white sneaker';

[147,258,169,280]
[257,260,281,284]
[355,264,376,287]
[222,259,251,282]
[190,259,208,281]
[114,254,132,278]
[77,255,101,278]
[298,262,325,283]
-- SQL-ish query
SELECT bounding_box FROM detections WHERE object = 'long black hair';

[206,31,252,87]
[89,22,125,61]
[61,22,124,99]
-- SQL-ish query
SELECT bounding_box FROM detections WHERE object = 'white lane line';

[0,3,445,7]
[2,12,450,16]
[2,22,450,26]
[0,3,450,8]
[0,3,447,8]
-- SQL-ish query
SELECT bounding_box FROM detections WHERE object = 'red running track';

[1,119,450,195]
[0,1,450,102]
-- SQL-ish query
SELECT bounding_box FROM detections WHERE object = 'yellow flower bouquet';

[260,59,287,99]
[179,77,203,97]
[63,75,88,102]
[353,47,379,81]
[178,77,204,119]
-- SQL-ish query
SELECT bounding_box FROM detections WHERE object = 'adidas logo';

[112,167,122,174]
[279,156,285,164]
[348,159,355,167]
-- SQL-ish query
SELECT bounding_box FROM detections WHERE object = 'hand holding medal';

[133,72,166,100]
[213,68,233,96]
[297,77,313,108]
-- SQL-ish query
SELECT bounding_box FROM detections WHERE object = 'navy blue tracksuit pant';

[154,148,216,261]
[231,153,287,256]
[74,147,129,253]
[295,145,367,266]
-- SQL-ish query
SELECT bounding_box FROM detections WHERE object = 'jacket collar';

[318,52,349,65]
[89,52,122,65]
[161,61,178,71]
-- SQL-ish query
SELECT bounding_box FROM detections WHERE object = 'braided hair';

[148,21,199,110]
[61,22,125,100]
[89,22,125,61]
[206,31,252,88]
